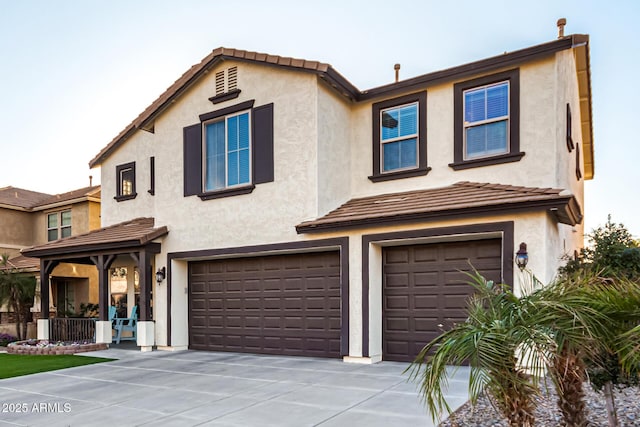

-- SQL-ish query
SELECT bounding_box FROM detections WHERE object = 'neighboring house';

[0,185,101,323]
[24,28,593,362]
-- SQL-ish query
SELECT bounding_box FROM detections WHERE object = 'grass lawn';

[0,354,114,379]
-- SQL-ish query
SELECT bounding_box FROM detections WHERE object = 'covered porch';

[21,218,168,351]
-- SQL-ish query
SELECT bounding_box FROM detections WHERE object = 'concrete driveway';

[0,348,469,426]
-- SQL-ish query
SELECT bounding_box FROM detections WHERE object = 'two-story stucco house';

[0,185,100,327]
[24,30,593,363]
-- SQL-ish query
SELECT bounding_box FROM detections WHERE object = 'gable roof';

[89,35,594,179]
[33,186,101,209]
[0,185,100,211]
[0,186,52,209]
[21,217,168,258]
[296,181,582,233]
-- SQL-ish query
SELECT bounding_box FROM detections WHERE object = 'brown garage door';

[189,251,341,358]
[383,239,502,362]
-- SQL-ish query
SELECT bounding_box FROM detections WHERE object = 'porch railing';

[49,318,96,342]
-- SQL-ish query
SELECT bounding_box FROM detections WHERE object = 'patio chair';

[108,306,117,322]
[113,305,138,344]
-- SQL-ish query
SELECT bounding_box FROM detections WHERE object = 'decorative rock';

[438,379,640,427]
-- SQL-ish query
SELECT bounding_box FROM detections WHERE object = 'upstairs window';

[204,111,251,191]
[369,92,429,182]
[463,82,509,159]
[451,69,523,170]
[381,103,418,172]
[115,162,137,201]
[183,100,274,200]
[47,210,71,241]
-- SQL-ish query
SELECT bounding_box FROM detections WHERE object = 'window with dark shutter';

[183,124,202,197]
[182,101,274,199]
[253,103,274,184]
[566,103,574,152]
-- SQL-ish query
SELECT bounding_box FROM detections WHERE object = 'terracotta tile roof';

[0,185,100,210]
[33,186,101,208]
[296,182,582,233]
[22,217,168,258]
[89,47,357,168]
[0,186,52,209]
[0,255,39,272]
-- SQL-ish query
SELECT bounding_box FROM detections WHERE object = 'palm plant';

[0,255,37,340]
[407,273,552,426]
[530,273,616,427]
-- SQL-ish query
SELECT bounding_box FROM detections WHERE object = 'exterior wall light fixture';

[156,266,166,284]
[515,242,529,271]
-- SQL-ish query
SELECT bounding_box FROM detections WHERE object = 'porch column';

[91,254,115,344]
[37,259,58,340]
[135,249,154,350]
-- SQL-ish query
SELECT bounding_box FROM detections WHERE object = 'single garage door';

[189,251,341,358]
[383,239,502,362]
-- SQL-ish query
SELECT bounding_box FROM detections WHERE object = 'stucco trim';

[166,237,349,354]
[360,221,514,358]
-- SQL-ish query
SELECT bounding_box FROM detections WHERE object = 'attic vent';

[215,71,225,95]
[228,66,238,91]
[209,66,242,104]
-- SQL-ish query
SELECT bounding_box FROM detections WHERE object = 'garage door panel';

[385,273,409,288]
[413,246,439,263]
[385,295,409,309]
[386,317,410,331]
[189,251,341,358]
[414,272,439,287]
[383,239,501,362]
[414,295,438,309]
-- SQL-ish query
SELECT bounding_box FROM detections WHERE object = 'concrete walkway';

[0,349,469,426]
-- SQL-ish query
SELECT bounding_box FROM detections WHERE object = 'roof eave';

[572,35,595,180]
[296,196,581,234]
[359,36,577,101]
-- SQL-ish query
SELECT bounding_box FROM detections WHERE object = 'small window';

[47,213,58,241]
[451,69,523,170]
[369,92,429,182]
[47,210,71,241]
[61,211,72,238]
[203,111,251,191]
[115,162,137,201]
[381,103,418,171]
[463,82,509,159]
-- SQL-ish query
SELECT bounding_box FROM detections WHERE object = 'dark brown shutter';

[252,103,274,184]
[183,123,202,196]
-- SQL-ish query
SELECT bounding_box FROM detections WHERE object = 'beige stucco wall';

[349,56,584,202]
[95,50,587,354]
[316,82,352,217]
[31,201,98,246]
[0,209,34,255]
[100,60,323,251]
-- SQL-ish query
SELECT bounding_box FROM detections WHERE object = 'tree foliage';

[0,255,37,340]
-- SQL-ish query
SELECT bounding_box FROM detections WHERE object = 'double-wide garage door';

[383,239,502,362]
[189,251,341,358]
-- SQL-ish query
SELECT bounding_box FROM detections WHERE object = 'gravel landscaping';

[440,380,640,427]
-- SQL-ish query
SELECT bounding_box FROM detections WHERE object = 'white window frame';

[202,109,252,192]
[379,101,419,173]
[463,81,510,160]
[47,210,71,241]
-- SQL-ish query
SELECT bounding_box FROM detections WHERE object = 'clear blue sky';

[1,0,638,236]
